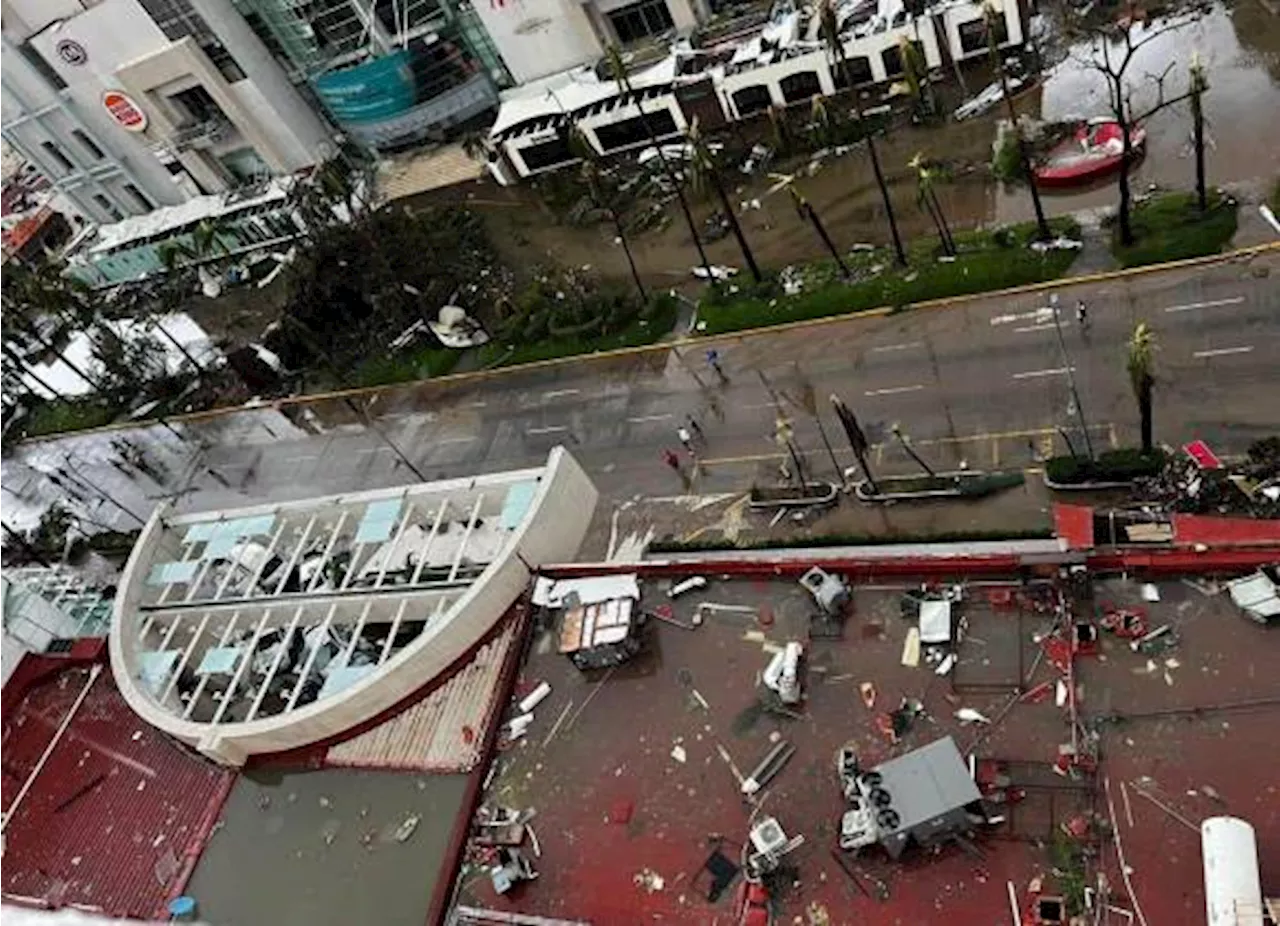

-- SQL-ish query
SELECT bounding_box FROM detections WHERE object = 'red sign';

[102,90,147,132]
[1183,440,1222,470]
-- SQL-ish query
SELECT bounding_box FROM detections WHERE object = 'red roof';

[2,664,233,919]
[1053,503,1095,550]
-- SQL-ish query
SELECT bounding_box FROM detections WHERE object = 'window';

[517,133,575,173]
[607,0,675,46]
[41,141,75,173]
[170,85,224,124]
[881,41,924,79]
[832,55,873,88]
[123,184,154,211]
[592,110,678,153]
[136,0,245,82]
[93,194,124,221]
[731,85,772,117]
[202,41,246,83]
[779,71,821,105]
[18,42,66,90]
[959,15,1006,55]
[71,129,106,160]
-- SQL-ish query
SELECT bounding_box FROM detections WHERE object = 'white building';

[1,0,335,225]
[488,0,1025,182]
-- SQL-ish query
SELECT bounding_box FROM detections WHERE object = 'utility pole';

[1049,293,1095,460]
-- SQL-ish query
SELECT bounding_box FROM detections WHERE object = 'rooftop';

[109,447,596,766]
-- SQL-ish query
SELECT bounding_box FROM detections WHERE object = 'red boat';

[1034,118,1146,187]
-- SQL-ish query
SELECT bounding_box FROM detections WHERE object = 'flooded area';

[996,1,1280,222]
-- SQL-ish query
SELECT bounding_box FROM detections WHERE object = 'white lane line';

[1013,323,1057,333]
[543,389,581,400]
[743,402,778,410]
[627,414,673,424]
[1193,346,1254,358]
[354,446,392,455]
[435,435,476,445]
[869,341,923,353]
[464,401,488,408]
[283,455,319,463]
[527,425,569,435]
[1012,366,1075,380]
[865,384,926,397]
[1163,296,1245,313]
[991,307,1054,327]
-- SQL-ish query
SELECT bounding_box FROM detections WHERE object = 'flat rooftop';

[453,571,1280,924]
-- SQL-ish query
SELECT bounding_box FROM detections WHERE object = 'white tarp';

[1227,572,1280,619]
[532,574,640,608]
[918,599,953,644]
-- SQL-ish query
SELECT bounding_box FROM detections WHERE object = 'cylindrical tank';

[1202,816,1263,926]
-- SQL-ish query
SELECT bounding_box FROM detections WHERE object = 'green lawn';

[1111,190,1238,268]
[346,345,462,389]
[22,397,119,439]
[697,218,1082,336]
[476,294,679,369]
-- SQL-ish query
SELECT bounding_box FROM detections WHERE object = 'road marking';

[464,401,488,409]
[864,384,925,396]
[1012,366,1075,380]
[283,455,319,463]
[527,425,569,435]
[742,401,777,411]
[1193,346,1253,358]
[543,389,580,400]
[869,341,923,353]
[991,307,1054,326]
[1163,296,1244,313]
[435,435,476,445]
[354,446,391,455]
[627,414,673,424]
[1013,323,1057,333]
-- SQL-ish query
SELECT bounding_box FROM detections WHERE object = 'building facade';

[1,0,338,225]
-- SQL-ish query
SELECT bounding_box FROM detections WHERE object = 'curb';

[20,241,1279,445]
[1042,474,1135,491]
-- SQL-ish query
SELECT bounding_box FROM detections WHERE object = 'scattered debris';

[519,681,551,714]
[671,744,688,764]
[901,627,921,667]
[669,576,708,598]
[741,740,795,797]
[761,641,804,705]
[955,707,991,725]
[859,682,876,710]
[394,814,419,842]
[634,868,666,892]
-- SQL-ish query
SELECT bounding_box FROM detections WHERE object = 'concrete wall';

[473,0,604,84]
[109,448,599,766]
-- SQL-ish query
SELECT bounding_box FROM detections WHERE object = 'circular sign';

[55,39,88,66]
[102,90,147,133]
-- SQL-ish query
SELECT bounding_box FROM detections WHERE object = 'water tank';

[1202,816,1263,926]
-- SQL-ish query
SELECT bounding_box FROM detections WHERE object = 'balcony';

[169,116,234,151]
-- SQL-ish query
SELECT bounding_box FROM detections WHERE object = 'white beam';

[158,614,183,652]
[410,500,449,584]
[307,512,349,592]
[273,516,317,595]
[183,610,240,719]
[160,611,211,704]
[208,609,272,726]
[286,602,337,712]
[377,600,409,665]
[341,601,373,667]
[376,499,416,587]
[244,519,287,597]
[449,495,484,582]
[246,605,305,722]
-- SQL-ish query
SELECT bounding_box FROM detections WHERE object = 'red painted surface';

[1183,440,1223,470]
[1053,504,1095,550]
[1173,513,1280,546]
[1,665,233,918]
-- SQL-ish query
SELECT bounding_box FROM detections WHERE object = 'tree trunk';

[1191,84,1207,212]
[895,430,936,476]
[1138,379,1153,453]
[804,202,851,278]
[928,187,956,254]
[1117,121,1136,246]
[993,32,1050,241]
[709,167,763,283]
[611,208,647,303]
[839,51,907,266]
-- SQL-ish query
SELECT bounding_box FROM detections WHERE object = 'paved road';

[3,252,1277,535]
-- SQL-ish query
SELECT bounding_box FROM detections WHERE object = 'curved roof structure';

[110,447,596,765]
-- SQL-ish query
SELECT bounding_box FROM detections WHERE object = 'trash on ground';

[669,576,708,598]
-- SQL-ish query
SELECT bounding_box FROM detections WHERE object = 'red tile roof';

[2,664,233,919]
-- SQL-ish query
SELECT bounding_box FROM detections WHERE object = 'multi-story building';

[1,0,337,225]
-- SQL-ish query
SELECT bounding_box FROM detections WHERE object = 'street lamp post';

[1049,293,1095,460]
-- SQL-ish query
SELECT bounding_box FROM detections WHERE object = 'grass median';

[1111,190,1238,268]
[697,217,1082,336]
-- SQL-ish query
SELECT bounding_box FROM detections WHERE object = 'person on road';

[677,426,695,454]
[686,414,704,442]
[1075,300,1089,328]
[706,348,727,382]
[662,448,681,472]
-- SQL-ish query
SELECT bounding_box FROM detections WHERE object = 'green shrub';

[1112,191,1238,268]
[1045,448,1166,485]
[23,397,119,439]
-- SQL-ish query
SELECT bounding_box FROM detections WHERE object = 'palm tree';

[1127,322,1156,453]
[891,423,936,476]
[158,220,231,298]
[831,394,877,492]
[768,172,850,278]
[984,2,1050,241]
[908,153,955,256]
[818,0,907,266]
[686,119,763,283]
[1189,53,1210,212]
[605,45,713,280]
[570,128,646,302]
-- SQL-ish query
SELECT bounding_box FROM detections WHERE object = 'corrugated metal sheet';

[326,622,518,773]
[1,667,233,919]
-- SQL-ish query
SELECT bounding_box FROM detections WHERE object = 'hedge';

[648,527,1054,554]
[1044,448,1166,485]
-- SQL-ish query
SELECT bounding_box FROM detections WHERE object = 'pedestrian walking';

[662,448,681,472]
[677,426,694,453]
[1075,300,1089,328]
[686,414,704,442]
[706,348,727,382]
